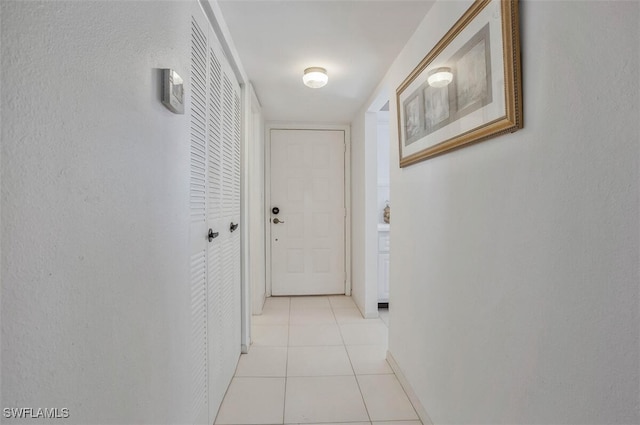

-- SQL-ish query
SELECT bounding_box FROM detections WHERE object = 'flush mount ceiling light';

[427,67,453,88]
[303,67,328,88]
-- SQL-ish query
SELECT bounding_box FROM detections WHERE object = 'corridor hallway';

[214,296,422,425]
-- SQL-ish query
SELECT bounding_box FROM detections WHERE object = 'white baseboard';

[387,350,434,425]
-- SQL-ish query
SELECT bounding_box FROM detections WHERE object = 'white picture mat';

[399,0,506,158]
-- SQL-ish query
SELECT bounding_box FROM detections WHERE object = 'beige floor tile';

[287,346,353,376]
[289,324,343,346]
[284,376,369,423]
[215,377,285,424]
[263,296,291,310]
[253,308,290,325]
[290,308,336,325]
[328,295,357,309]
[357,375,419,422]
[218,296,419,425]
[235,346,288,377]
[340,322,388,345]
[308,423,371,425]
[252,324,289,346]
[333,307,369,324]
[346,345,393,375]
[258,300,291,319]
[290,296,331,311]
[378,308,389,326]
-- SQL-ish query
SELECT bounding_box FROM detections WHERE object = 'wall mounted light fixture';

[303,67,328,88]
[427,67,453,88]
[161,69,185,114]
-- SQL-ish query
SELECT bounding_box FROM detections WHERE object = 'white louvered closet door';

[205,25,224,423]
[189,10,209,425]
[189,3,242,425]
[220,70,242,401]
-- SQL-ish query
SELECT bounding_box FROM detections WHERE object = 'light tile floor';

[215,296,421,425]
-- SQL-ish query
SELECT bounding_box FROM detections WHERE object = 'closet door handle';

[230,222,239,233]
[208,229,219,242]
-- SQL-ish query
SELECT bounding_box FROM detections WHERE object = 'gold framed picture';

[396,0,522,167]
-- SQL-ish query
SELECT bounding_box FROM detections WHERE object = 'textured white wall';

[1,1,196,423]
[350,112,379,317]
[358,0,639,423]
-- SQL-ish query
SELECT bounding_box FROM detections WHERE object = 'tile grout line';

[329,298,344,345]
[332,298,374,425]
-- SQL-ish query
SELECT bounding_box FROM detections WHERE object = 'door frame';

[264,122,352,297]
[247,84,265,316]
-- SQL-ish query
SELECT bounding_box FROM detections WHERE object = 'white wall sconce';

[303,67,328,88]
[427,67,453,88]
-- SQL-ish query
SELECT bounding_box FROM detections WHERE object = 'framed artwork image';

[396,0,522,167]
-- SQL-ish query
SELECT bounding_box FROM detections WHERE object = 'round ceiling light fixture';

[427,67,453,88]
[303,67,328,88]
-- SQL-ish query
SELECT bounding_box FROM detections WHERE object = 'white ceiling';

[217,0,435,123]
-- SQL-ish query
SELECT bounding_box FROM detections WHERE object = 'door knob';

[273,218,285,224]
[230,222,239,232]
[208,228,219,242]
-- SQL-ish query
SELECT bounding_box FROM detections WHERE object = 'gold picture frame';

[396,0,522,167]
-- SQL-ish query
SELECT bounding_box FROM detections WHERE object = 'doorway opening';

[376,101,390,325]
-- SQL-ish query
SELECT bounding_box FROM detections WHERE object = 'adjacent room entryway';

[269,129,346,296]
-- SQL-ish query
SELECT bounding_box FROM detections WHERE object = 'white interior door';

[270,129,345,295]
